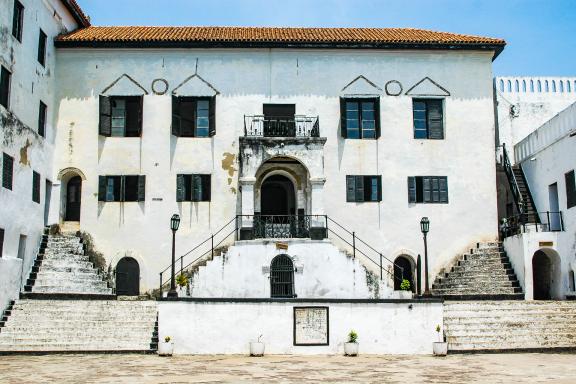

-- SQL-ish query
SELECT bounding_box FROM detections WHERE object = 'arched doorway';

[533,250,551,300]
[270,255,295,298]
[394,255,415,292]
[116,257,140,296]
[261,174,296,216]
[65,176,82,221]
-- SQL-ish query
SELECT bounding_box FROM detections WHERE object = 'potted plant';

[158,336,174,356]
[249,334,265,357]
[433,325,448,356]
[399,279,413,299]
[176,273,189,296]
[344,330,359,356]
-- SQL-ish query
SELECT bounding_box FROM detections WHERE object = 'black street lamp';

[420,217,431,297]
[167,214,181,298]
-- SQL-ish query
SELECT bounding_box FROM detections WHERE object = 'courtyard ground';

[0,353,575,383]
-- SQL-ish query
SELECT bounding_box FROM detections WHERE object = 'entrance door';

[394,256,415,292]
[44,180,52,226]
[116,257,140,296]
[548,183,561,231]
[261,175,295,216]
[263,104,296,137]
[65,176,82,221]
[270,255,295,298]
[533,251,551,300]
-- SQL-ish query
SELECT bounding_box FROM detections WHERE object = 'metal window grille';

[270,255,295,298]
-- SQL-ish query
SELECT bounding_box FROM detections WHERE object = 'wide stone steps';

[31,286,112,294]
[0,343,151,351]
[39,260,95,269]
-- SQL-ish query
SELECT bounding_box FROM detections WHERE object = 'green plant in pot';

[344,330,359,356]
[433,324,448,356]
[398,279,413,299]
[158,336,174,357]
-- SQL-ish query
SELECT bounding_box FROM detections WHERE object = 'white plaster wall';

[189,239,390,299]
[159,300,443,355]
[52,48,499,293]
[0,0,79,311]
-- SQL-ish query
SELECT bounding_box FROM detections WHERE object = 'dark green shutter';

[377,176,382,201]
[355,176,364,202]
[340,98,347,138]
[423,177,431,203]
[374,98,381,139]
[99,95,112,136]
[566,170,576,209]
[192,174,202,201]
[137,96,143,136]
[137,175,146,202]
[98,176,106,201]
[346,176,355,202]
[120,176,126,202]
[171,95,181,136]
[208,96,216,137]
[427,100,444,140]
[204,175,211,201]
[439,177,448,203]
[176,174,185,202]
[407,177,416,203]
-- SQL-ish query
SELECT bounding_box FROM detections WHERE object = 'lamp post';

[420,217,431,297]
[167,214,181,298]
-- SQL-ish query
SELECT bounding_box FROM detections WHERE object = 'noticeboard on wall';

[293,306,329,346]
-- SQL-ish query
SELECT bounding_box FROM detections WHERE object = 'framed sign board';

[293,306,329,346]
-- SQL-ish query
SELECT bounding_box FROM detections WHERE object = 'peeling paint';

[221,152,237,178]
[19,139,31,166]
[229,187,237,194]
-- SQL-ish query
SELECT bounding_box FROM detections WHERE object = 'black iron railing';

[502,143,526,214]
[239,215,324,239]
[244,115,320,138]
[501,211,565,238]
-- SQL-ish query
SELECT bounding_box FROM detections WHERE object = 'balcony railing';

[501,211,565,238]
[244,115,320,138]
[237,215,327,239]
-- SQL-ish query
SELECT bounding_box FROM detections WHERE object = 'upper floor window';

[32,171,40,204]
[412,99,444,140]
[346,175,382,202]
[340,97,380,139]
[408,176,448,204]
[38,29,47,66]
[98,175,146,202]
[2,153,14,190]
[0,66,11,109]
[172,96,215,137]
[12,1,24,42]
[38,101,47,137]
[99,96,143,137]
[565,170,576,209]
[0,228,4,258]
[176,174,211,202]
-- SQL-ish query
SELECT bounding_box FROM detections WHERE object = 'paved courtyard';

[1,353,576,383]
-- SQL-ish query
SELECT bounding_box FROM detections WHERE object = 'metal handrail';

[501,211,564,238]
[244,115,320,138]
[502,143,526,213]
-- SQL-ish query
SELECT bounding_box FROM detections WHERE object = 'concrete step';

[31,286,112,294]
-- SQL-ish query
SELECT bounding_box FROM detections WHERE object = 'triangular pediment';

[172,74,220,96]
[341,75,382,95]
[101,74,148,96]
[405,77,450,96]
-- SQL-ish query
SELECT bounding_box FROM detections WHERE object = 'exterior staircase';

[512,165,539,224]
[0,228,158,353]
[432,242,524,300]
[444,301,576,352]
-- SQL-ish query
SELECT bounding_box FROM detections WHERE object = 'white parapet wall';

[158,299,443,355]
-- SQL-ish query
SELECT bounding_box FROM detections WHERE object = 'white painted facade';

[0,0,81,311]
[50,47,500,295]
[159,300,443,355]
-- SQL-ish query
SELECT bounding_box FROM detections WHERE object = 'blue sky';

[79,0,576,76]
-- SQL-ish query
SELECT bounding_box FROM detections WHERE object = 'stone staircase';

[432,242,524,300]
[444,301,576,352]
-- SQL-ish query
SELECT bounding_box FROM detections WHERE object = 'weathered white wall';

[159,300,443,355]
[0,0,79,311]
[52,48,499,293]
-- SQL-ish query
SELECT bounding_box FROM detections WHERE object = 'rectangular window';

[176,174,211,202]
[0,228,4,258]
[38,101,47,137]
[12,0,24,42]
[346,175,382,202]
[408,176,448,204]
[566,170,576,209]
[38,29,47,66]
[413,99,444,139]
[340,98,380,139]
[17,234,26,260]
[172,96,215,137]
[2,153,14,190]
[0,66,11,109]
[99,96,143,137]
[98,175,145,202]
[32,171,40,203]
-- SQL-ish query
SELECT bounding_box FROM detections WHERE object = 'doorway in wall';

[115,257,140,296]
[533,250,552,300]
[65,176,82,221]
[17,235,27,260]
[548,183,561,231]
[263,104,296,137]
[393,255,415,292]
[270,254,295,298]
[44,180,52,226]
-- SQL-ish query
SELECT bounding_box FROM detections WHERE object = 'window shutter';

[204,175,211,201]
[137,96,143,136]
[439,177,448,203]
[565,170,576,209]
[98,95,112,136]
[423,177,432,202]
[120,176,126,202]
[98,176,106,201]
[377,176,382,201]
[355,176,364,202]
[176,174,185,202]
[340,97,347,138]
[192,174,202,201]
[407,177,416,203]
[171,95,181,136]
[2,154,14,190]
[208,96,216,137]
[374,98,381,139]
[427,100,444,139]
[137,175,146,202]
[346,176,355,202]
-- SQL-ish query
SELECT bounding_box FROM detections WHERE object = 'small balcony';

[244,115,320,138]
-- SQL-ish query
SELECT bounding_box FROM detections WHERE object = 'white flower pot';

[398,291,413,299]
[433,342,448,356]
[158,342,174,356]
[249,342,265,357]
[344,342,359,356]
